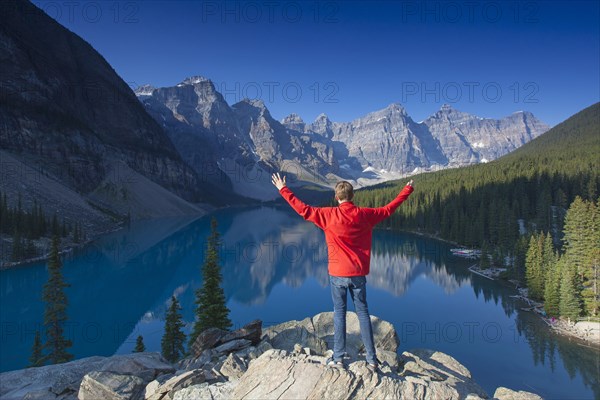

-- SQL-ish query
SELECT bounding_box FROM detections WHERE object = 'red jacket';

[278,185,414,277]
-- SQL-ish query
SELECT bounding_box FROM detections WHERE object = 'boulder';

[247,340,273,359]
[78,371,145,400]
[263,318,328,355]
[218,353,247,380]
[0,353,172,400]
[311,311,400,357]
[231,349,489,400]
[98,352,175,383]
[172,382,235,400]
[219,320,262,345]
[493,387,544,400]
[176,349,213,371]
[400,349,487,397]
[213,339,252,355]
[189,328,228,357]
[144,369,206,400]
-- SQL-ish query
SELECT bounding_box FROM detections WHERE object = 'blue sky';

[37,0,599,126]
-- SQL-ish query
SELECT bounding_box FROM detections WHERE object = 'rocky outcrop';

[493,387,544,400]
[0,352,174,400]
[0,313,544,400]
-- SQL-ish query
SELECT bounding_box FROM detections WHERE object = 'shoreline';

[0,223,127,270]
[467,264,600,345]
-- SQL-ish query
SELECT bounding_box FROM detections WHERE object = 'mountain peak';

[386,103,406,112]
[315,113,330,122]
[282,113,304,124]
[134,84,155,96]
[179,76,211,86]
[440,103,456,112]
[240,98,266,109]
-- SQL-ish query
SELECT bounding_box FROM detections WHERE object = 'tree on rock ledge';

[42,234,73,365]
[28,330,43,367]
[161,296,186,363]
[133,335,146,353]
[189,217,231,348]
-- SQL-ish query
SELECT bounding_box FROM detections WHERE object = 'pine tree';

[563,197,599,316]
[133,335,146,353]
[189,217,231,348]
[544,256,563,317]
[525,233,544,300]
[161,296,186,363]
[42,235,73,364]
[559,260,583,322]
[580,198,600,316]
[28,331,44,368]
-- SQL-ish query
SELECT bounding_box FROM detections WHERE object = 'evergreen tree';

[189,218,231,348]
[41,235,73,364]
[562,197,599,316]
[544,256,563,317]
[28,331,44,368]
[133,335,146,353]
[559,260,583,321]
[525,234,544,300]
[580,198,600,316]
[161,296,186,363]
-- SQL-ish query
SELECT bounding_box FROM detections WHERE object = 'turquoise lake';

[0,206,598,399]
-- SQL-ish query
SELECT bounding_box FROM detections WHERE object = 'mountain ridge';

[136,76,549,199]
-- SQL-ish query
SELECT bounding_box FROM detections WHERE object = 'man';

[271,173,414,370]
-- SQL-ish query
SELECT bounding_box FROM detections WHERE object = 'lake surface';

[1,206,598,399]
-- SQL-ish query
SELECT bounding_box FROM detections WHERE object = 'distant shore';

[468,264,600,345]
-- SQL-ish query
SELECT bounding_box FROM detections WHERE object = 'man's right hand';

[407,180,414,187]
[272,173,287,190]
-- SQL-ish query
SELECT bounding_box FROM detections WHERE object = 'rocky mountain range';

[0,0,222,264]
[136,78,550,200]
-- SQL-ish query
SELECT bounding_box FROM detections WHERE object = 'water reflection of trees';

[515,311,600,399]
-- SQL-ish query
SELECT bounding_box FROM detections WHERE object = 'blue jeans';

[329,275,377,364]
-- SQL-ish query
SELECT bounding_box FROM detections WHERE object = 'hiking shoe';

[367,362,379,373]
[367,357,381,373]
[326,357,344,368]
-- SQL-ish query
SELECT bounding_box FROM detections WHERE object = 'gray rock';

[176,349,213,371]
[144,369,206,400]
[98,352,175,383]
[376,349,401,371]
[0,353,171,400]
[311,311,400,358]
[172,382,236,400]
[218,320,262,346]
[248,340,273,359]
[189,328,228,357]
[263,324,328,356]
[78,371,145,400]
[213,339,252,355]
[493,387,543,400]
[231,348,489,400]
[218,353,247,380]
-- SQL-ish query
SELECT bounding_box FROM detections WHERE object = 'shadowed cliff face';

[0,0,202,202]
